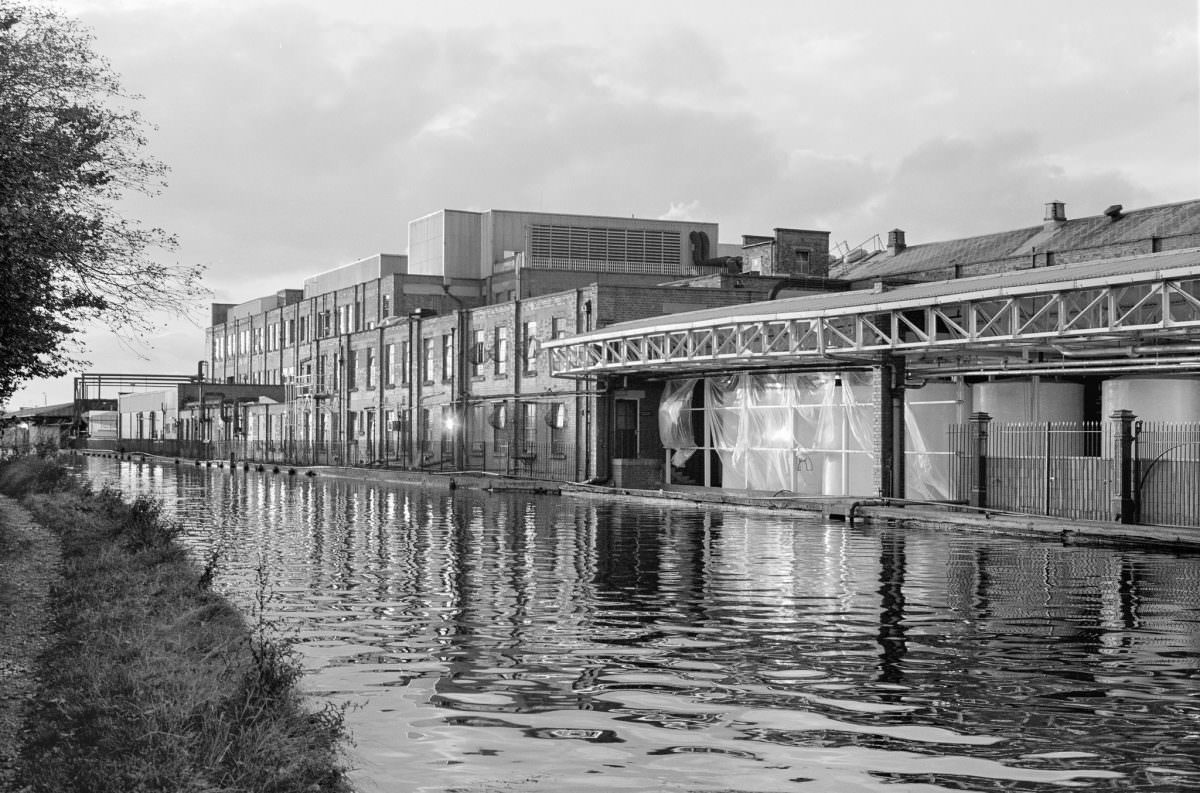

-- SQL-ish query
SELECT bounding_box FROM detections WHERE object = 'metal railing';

[1135,421,1200,527]
[83,429,575,483]
[949,419,1200,528]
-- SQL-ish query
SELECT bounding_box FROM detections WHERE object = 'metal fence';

[459,435,573,482]
[1135,421,1200,527]
[949,419,1200,527]
[84,438,366,467]
[82,423,576,483]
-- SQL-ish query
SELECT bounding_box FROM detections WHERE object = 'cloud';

[8,0,1196,407]
[861,133,1152,244]
[658,200,704,221]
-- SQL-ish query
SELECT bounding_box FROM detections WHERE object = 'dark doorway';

[614,399,639,458]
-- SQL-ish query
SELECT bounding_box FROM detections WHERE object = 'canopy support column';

[876,353,905,498]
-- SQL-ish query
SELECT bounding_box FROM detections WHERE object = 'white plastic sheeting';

[658,378,701,467]
[659,372,875,495]
[660,372,958,498]
[904,382,961,501]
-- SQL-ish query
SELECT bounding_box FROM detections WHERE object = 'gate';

[950,418,1200,527]
[950,424,1108,523]
[1135,422,1200,527]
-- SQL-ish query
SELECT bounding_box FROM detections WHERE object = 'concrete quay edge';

[559,484,1200,553]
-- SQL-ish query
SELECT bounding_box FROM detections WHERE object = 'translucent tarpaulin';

[904,382,961,501]
[658,378,700,467]
[658,371,959,498]
[700,371,877,495]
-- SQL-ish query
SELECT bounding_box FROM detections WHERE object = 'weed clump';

[0,456,72,495]
[0,457,353,792]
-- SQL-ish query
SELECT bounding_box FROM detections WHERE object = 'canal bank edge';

[0,458,354,793]
[83,451,1200,554]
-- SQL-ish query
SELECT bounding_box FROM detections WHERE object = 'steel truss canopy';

[545,248,1200,379]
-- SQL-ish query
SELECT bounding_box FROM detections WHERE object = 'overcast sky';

[8,0,1199,408]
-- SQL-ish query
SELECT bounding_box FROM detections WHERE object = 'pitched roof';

[832,199,1200,282]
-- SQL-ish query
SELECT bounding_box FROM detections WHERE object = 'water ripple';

[81,458,1200,792]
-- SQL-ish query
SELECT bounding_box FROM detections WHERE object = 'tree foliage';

[0,2,204,403]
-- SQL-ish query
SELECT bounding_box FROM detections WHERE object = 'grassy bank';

[0,457,352,793]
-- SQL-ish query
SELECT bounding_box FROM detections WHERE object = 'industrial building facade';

[77,198,1200,525]
[546,199,1200,524]
[98,209,817,485]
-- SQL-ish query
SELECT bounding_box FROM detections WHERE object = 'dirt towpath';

[0,495,61,790]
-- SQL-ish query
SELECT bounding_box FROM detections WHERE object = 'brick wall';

[597,285,757,327]
[774,229,832,277]
[518,269,680,300]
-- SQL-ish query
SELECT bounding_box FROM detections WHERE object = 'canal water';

[80,457,1200,792]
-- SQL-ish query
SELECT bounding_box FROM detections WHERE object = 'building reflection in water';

[876,531,907,687]
[92,458,1200,789]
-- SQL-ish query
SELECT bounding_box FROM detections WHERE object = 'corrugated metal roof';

[547,247,1200,344]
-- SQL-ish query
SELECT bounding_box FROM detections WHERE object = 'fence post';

[1111,409,1137,524]
[968,412,991,508]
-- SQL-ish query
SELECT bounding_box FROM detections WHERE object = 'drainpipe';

[442,280,467,471]
[342,332,350,465]
[890,355,906,499]
[514,296,523,475]
[197,379,205,460]
[582,296,593,480]
[406,314,415,468]
[378,320,386,465]
[413,314,422,467]
[314,328,322,463]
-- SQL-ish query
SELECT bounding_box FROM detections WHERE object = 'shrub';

[0,456,74,496]
[119,494,182,552]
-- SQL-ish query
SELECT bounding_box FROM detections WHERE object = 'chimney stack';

[887,228,906,255]
[1044,200,1067,223]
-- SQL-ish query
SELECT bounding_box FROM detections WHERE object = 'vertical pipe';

[457,306,468,471]
[407,315,414,468]
[891,357,906,499]
[513,298,522,477]
[414,315,423,467]
[378,322,386,465]
[1043,421,1052,516]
